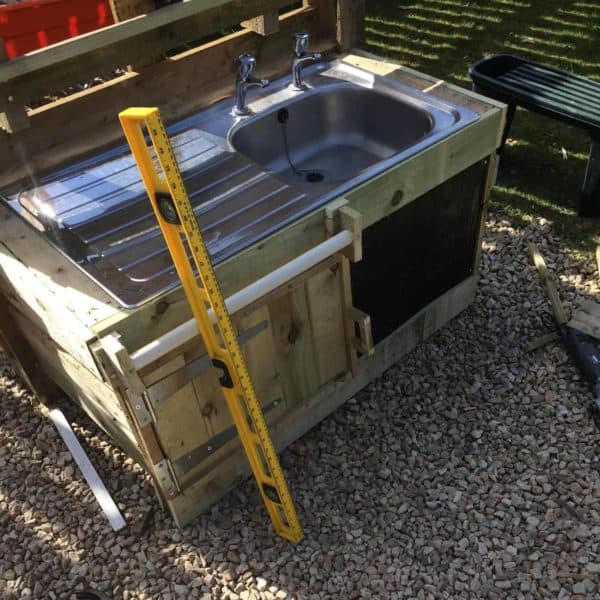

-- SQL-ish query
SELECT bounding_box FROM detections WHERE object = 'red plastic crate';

[0,0,114,59]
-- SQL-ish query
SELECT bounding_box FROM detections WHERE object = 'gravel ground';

[1,212,600,599]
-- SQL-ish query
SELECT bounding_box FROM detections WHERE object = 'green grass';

[365,0,600,256]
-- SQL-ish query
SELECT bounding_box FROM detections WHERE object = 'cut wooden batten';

[528,242,569,325]
[241,12,280,36]
[48,407,127,532]
[336,0,365,50]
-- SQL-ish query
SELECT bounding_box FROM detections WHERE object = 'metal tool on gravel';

[528,243,600,430]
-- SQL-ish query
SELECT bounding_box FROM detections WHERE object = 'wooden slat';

[268,285,320,409]
[304,0,337,39]
[9,308,144,464]
[305,259,349,385]
[0,7,329,189]
[0,206,117,327]
[473,153,498,272]
[0,0,297,109]
[0,295,61,403]
[528,243,569,325]
[109,0,155,22]
[0,0,229,81]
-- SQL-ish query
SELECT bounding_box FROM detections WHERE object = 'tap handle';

[238,54,257,80]
[293,32,310,57]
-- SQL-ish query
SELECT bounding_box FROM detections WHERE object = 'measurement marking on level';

[119,107,303,543]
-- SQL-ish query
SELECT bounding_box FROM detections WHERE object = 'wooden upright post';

[336,0,365,51]
[0,299,61,404]
[303,0,337,40]
[0,37,29,133]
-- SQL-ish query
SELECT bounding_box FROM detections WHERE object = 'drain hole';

[305,171,324,183]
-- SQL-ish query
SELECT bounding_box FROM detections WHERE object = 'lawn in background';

[365,0,600,255]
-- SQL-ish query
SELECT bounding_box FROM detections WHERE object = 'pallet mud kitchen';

[0,0,506,536]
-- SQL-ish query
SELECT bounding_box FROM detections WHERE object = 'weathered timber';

[528,243,569,325]
[0,35,29,133]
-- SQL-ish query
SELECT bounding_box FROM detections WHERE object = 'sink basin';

[228,61,479,194]
[230,84,433,186]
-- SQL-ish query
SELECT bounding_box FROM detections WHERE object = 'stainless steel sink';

[1,59,479,307]
[227,60,479,197]
[230,84,432,186]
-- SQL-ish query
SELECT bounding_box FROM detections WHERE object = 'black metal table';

[469,54,600,217]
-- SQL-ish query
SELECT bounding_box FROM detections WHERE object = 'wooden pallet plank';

[337,0,365,51]
[528,243,569,325]
[0,295,61,403]
[268,285,320,410]
[305,259,349,385]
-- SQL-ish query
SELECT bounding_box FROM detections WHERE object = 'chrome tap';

[291,32,321,90]
[234,54,269,116]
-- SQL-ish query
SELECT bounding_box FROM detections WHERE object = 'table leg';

[581,138,600,217]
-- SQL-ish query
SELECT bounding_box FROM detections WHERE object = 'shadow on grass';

[365,0,600,254]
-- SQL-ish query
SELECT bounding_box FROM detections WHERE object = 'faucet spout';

[290,33,321,90]
[234,55,270,116]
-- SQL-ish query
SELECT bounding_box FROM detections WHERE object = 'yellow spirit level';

[119,107,303,543]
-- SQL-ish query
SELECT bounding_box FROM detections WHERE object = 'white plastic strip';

[48,408,127,531]
[131,230,352,370]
